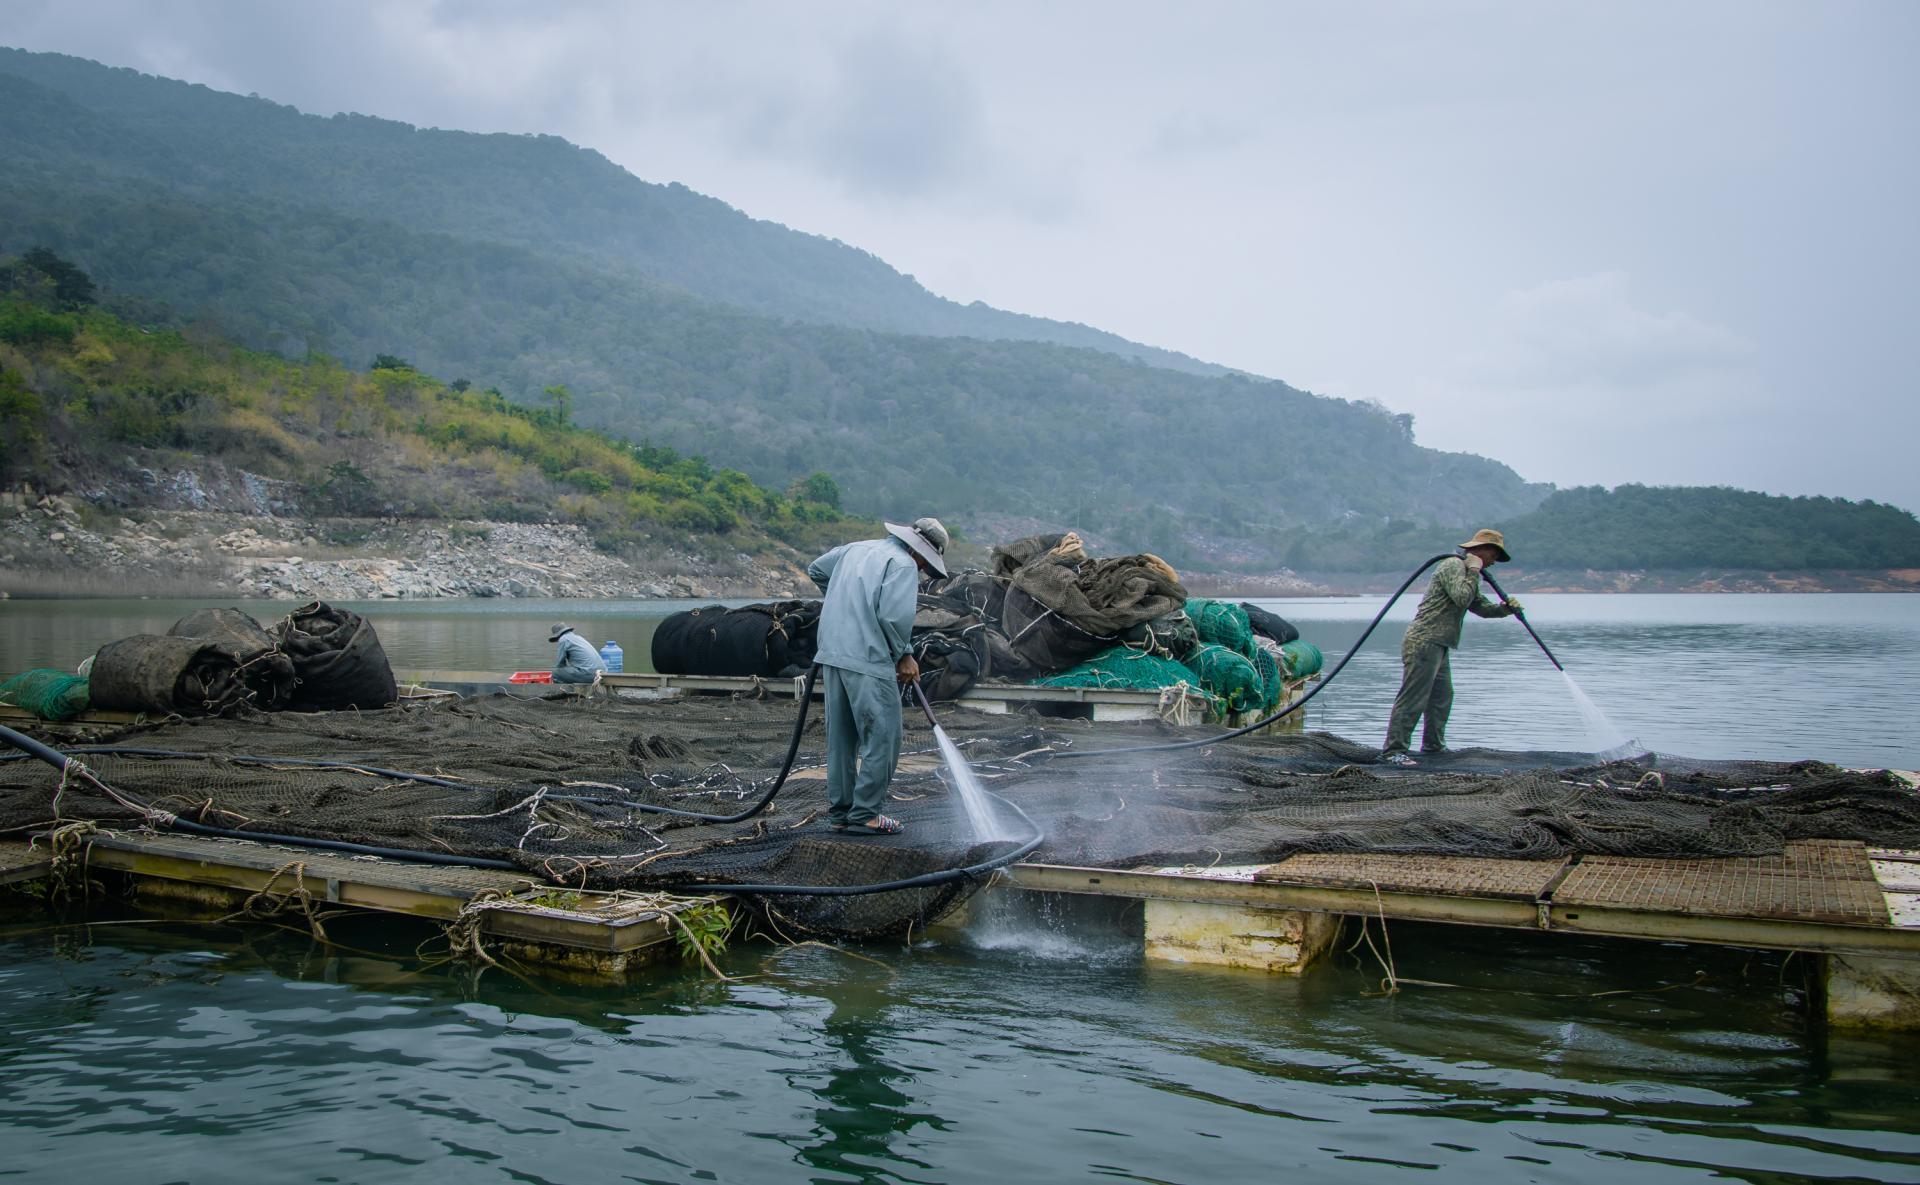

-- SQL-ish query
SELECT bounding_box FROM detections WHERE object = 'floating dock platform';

[9,791,1920,1027]
[0,832,719,978]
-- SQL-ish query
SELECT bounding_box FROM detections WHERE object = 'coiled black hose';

[1054,553,1459,759]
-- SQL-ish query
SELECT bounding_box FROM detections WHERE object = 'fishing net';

[1033,647,1221,713]
[1185,598,1255,657]
[1250,644,1284,711]
[1001,552,1188,673]
[88,635,273,716]
[169,608,297,711]
[0,670,90,722]
[1280,639,1323,679]
[271,601,397,710]
[1181,643,1263,715]
[2,692,1915,939]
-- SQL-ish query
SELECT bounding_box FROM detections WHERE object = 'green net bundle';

[1033,646,1221,712]
[1180,643,1263,714]
[1184,598,1255,657]
[1280,639,1324,679]
[1251,645,1284,711]
[0,669,92,721]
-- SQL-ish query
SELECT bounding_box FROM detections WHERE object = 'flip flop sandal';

[845,814,904,835]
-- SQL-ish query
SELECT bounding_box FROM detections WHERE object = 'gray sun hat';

[548,622,574,643]
[885,517,949,577]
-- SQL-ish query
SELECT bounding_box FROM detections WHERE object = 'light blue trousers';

[822,665,902,825]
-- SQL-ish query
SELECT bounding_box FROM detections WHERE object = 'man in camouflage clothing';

[1382,529,1523,765]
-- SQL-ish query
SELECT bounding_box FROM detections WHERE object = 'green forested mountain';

[1268,485,1920,573]
[1506,486,1920,571]
[0,48,1550,567]
[0,48,1218,373]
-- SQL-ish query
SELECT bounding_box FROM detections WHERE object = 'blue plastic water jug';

[598,640,624,672]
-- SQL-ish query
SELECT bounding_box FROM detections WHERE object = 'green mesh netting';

[1280,639,1324,678]
[1185,598,1255,657]
[1032,646,1221,712]
[1180,643,1262,714]
[0,670,91,722]
[1251,644,1284,711]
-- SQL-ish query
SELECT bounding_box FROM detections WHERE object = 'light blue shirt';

[553,631,606,681]
[807,537,918,680]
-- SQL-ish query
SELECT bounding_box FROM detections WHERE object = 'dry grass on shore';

[0,563,234,600]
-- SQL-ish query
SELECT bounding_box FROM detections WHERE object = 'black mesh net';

[3,692,1915,938]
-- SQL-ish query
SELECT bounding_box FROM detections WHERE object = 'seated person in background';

[549,622,606,684]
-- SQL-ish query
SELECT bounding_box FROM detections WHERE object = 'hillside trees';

[0,259,860,557]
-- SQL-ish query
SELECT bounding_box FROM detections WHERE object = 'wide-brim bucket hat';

[1458,528,1511,563]
[548,622,574,642]
[885,519,949,577]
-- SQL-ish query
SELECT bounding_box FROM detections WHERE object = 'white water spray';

[1558,669,1642,759]
[930,723,1004,841]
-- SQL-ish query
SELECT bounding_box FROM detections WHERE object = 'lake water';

[4,592,1916,768]
[3,592,1919,1182]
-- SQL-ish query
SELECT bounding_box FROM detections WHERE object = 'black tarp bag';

[271,601,397,710]
[89,635,263,716]
[650,602,821,678]
[1240,602,1301,646]
[168,607,297,710]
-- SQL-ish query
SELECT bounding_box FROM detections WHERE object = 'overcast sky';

[5,2,1916,509]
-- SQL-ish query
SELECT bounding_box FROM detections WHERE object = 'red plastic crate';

[507,671,553,684]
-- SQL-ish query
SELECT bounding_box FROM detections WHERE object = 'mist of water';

[1558,669,1643,759]
[931,723,1004,841]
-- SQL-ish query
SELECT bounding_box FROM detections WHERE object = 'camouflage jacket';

[1402,556,1514,654]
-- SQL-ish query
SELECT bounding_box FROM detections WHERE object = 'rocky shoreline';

[0,494,813,601]
[6,493,1912,602]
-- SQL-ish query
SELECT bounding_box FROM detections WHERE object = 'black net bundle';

[2,693,1915,938]
[272,601,397,709]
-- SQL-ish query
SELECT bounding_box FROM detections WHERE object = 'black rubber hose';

[1478,568,1565,671]
[1054,553,1459,759]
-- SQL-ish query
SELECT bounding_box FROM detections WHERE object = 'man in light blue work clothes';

[549,622,606,684]
[807,518,948,834]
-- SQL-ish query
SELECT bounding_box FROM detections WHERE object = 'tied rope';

[224,860,329,943]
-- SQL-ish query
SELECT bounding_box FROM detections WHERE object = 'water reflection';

[5,908,1920,1183]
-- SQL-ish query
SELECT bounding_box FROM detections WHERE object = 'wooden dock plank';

[0,839,52,886]
[1553,842,1888,926]
[1255,853,1569,901]
[73,831,687,954]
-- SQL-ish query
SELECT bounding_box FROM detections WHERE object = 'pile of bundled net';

[651,601,821,679]
[3,692,1917,940]
[998,543,1188,674]
[273,602,397,710]
[1018,590,1295,719]
[81,603,387,717]
[910,591,990,701]
[1032,648,1219,715]
[0,670,90,722]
